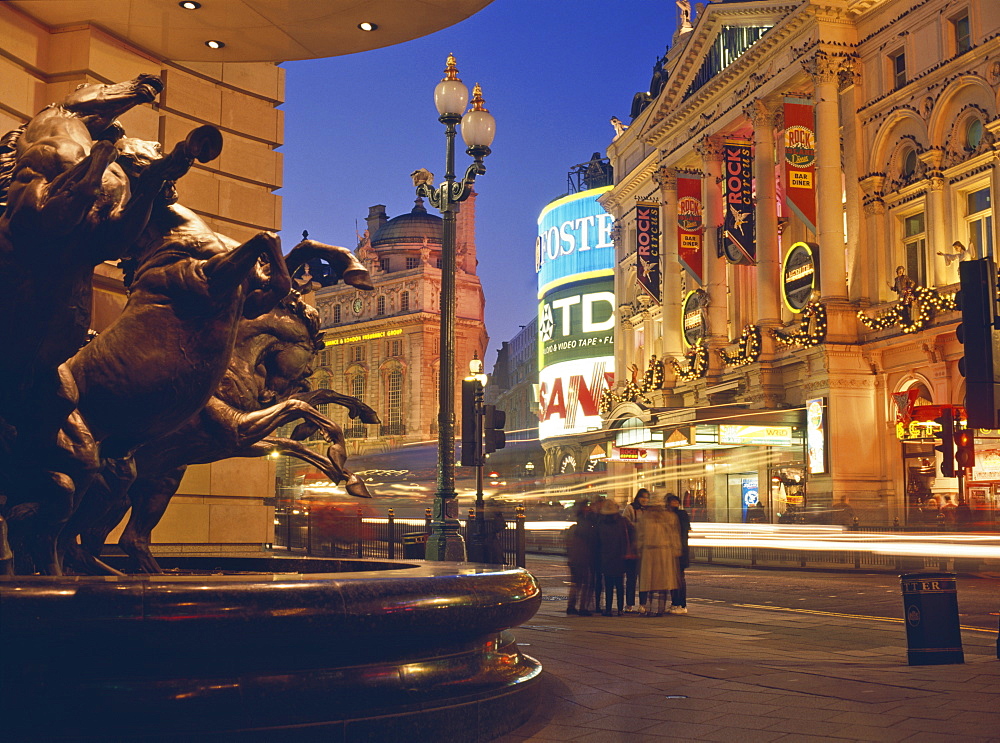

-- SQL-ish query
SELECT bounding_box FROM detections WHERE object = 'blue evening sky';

[280,1,680,368]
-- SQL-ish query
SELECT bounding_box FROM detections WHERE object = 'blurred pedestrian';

[565,499,595,616]
[596,499,629,616]
[921,497,940,526]
[486,510,506,563]
[638,503,681,616]
[621,488,649,612]
[666,494,690,614]
[833,495,856,528]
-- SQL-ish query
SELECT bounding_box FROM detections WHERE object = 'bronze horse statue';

[0,77,225,574]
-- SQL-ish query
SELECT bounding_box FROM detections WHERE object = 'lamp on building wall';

[415,54,495,561]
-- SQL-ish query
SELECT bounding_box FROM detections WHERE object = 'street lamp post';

[415,55,495,561]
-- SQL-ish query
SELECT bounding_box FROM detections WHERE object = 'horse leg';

[202,231,291,319]
[251,436,371,499]
[60,457,134,575]
[119,467,186,574]
[284,239,374,290]
[294,388,381,424]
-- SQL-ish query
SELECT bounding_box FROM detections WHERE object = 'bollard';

[425,507,432,532]
[515,504,526,568]
[900,572,964,665]
[356,507,364,559]
[388,508,395,560]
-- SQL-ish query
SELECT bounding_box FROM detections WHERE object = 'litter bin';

[402,532,428,559]
[900,572,964,665]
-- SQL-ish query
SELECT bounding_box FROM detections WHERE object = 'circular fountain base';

[0,557,542,741]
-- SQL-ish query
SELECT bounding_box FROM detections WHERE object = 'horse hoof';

[345,476,372,498]
[186,125,223,163]
[343,269,374,290]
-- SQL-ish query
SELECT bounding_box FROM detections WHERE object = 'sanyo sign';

[536,186,615,294]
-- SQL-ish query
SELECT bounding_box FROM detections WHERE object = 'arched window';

[333,304,341,324]
[966,118,984,150]
[901,148,918,178]
[400,291,410,311]
[348,374,367,438]
[376,295,386,316]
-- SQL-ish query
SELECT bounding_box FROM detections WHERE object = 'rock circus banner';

[676,174,704,284]
[723,139,755,264]
[783,98,817,233]
[636,201,661,303]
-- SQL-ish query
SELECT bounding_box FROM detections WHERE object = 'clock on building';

[352,297,364,315]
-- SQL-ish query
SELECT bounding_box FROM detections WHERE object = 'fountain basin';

[0,557,542,741]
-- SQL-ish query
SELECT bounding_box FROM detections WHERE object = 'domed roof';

[371,199,442,247]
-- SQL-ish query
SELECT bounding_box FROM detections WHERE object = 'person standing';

[596,499,629,616]
[666,494,690,614]
[565,499,595,616]
[621,488,649,613]
[637,503,681,616]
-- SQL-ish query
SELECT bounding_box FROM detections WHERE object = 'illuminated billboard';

[537,187,615,441]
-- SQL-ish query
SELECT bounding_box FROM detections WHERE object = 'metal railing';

[274,505,526,567]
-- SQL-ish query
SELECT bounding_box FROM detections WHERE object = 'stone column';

[654,166,683,361]
[696,134,728,381]
[746,98,781,330]
[838,59,863,302]
[806,52,848,301]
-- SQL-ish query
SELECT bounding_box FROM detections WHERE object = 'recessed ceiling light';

[358,22,378,31]
[179,1,201,9]
[205,40,225,49]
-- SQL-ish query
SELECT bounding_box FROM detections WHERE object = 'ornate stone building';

[309,194,488,456]
[600,0,1000,526]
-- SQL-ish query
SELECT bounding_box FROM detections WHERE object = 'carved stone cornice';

[653,166,677,191]
[802,49,859,89]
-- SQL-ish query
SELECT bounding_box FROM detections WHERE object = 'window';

[352,345,365,362]
[391,339,401,356]
[333,304,341,324]
[966,118,983,150]
[966,187,993,259]
[901,149,918,178]
[406,256,419,269]
[436,258,442,269]
[376,295,386,316]
[348,375,367,438]
[400,291,410,311]
[380,257,390,273]
[890,50,906,90]
[954,14,971,54]
[387,369,403,434]
[903,212,927,286]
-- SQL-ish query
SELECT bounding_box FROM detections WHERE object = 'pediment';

[646,2,804,132]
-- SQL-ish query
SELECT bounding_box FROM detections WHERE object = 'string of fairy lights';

[718,324,762,367]
[671,341,709,382]
[599,356,666,414]
[856,286,957,333]
[772,301,827,347]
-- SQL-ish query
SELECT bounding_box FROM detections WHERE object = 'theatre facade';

[595,0,1000,527]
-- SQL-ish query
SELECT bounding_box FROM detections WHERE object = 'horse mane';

[0,125,26,210]
[283,292,324,352]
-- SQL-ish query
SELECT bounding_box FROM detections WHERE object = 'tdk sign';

[536,186,615,294]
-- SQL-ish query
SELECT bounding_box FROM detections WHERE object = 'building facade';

[599,0,1000,527]
[308,195,488,458]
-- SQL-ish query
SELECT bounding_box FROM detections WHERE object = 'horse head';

[64,74,164,139]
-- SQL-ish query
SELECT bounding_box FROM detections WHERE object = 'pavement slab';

[499,557,1000,742]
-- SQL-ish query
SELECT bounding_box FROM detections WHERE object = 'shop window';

[953,13,971,54]
[332,303,341,324]
[966,187,993,260]
[400,291,410,311]
[376,295,386,316]
[406,256,419,269]
[889,50,906,90]
[903,212,927,286]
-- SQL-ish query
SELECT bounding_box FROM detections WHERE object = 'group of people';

[565,489,690,617]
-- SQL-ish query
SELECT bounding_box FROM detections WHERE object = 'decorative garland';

[599,356,666,415]
[718,325,762,367]
[671,342,709,382]
[857,286,957,334]
[772,301,828,347]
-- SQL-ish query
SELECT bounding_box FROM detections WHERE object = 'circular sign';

[681,290,706,347]
[906,605,921,626]
[781,241,820,312]
[743,489,759,507]
[784,125,816,168]
[677,196,703,232]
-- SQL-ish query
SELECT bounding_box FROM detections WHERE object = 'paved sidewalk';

[501,558,1000,743]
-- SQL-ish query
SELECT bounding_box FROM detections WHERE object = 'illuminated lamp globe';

[434,54,469,116]
[461,84,495,148]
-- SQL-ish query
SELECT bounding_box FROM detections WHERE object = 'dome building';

[310,190,488,455]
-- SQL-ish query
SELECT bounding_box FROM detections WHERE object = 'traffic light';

[934,407,955,478]
[957,258,1000,429]
[460,379,482,467]
[955,425,976,470]
[483,405,506,454]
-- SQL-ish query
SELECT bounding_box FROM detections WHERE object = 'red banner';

[676,174,704,284]
[783,98,816,233]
